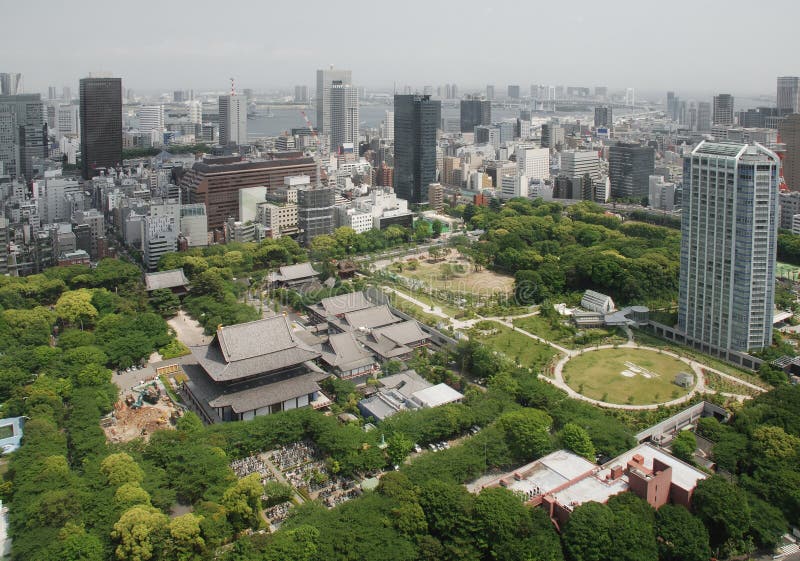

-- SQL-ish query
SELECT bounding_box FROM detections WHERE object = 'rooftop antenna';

[230,77,235,96]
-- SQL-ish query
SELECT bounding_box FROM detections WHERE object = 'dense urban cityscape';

[2,2,800,561]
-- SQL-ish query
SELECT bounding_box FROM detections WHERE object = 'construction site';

[102,366,186,443]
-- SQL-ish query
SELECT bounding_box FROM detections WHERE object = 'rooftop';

[311,291,374,317]
[412,383,464,408]
[467,450,596,495]
[269,262,319,283]
[144,269,190,291]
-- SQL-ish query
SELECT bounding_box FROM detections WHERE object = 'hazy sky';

[4,0,799,98]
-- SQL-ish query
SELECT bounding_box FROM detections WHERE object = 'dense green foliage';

[463,199,680,307]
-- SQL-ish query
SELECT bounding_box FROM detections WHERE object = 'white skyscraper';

[560,150,600,182]
[187,100,203,125]
[57,105,80,139]
[218,95,247,146]
[678,141,779,354]
[625,88,635,106]
[316,67,352,134]
[382,110,394,140]
[138,105,165,134]
[329,81,358,152]
[516,146,550,181]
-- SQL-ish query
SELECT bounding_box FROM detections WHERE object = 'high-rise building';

[0,73,22,95]
[516,146,550,181]
[777,76,800,116]
[648,175,676,211]
[666,91,676,120]
[79,77,122,179]
[608,143,654,199]
[294,85,309,103]
[779,113,800,191]
[625,88,635,106]
[697,101,712,132]
[541,123,564,150]
[460,97,491,133]
[61,86,71,102]
[678,141,779,353]
[486,85,495,101]
[507,85,520,99]
[187,100,202,125]
[329,81,358,153]
[594,106,612,128]
[0,94,46,179]
[427,183,444,212]
[393,94,441,204]
[138,105,165,134]
[57,105,79,139]
[297,185,334,245]
[316,67,351,134]
[381,110,393,140]
[47,86,57,101]
[561,150,599,183]
[218,95,247,146]
[712,94,734,126]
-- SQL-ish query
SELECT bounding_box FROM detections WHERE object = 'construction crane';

[299,109,325,157]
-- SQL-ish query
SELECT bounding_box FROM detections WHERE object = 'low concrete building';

[358,370,463,421]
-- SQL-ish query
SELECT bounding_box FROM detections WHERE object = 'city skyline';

[4,0,800,95]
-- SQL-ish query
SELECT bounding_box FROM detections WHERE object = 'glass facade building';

[79,77,122,179]
[678,141,779,353]
[393,94,440,204]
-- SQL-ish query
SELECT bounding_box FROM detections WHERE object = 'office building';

[138,105,164,134]
[79,77,122,179]
[294,85,309,103]
[57,105,79,138]
[143,199,180,271]
[427,183,443,212]
[594,106,612,128]
[218,94,247,146]
[608,143,654,199]
[187,100,202,125]
[297,185,334,245]
[678,141,779,353]
[460,97,491,133]
[696,101,712,132]
[0,94,46,179]
[180,155,317,230]
[712,94,734,126]
[180,203,208,247]
[541,123,564,150]
[381,110,393,141]
[393,94,441,204]
[0,74,22,96]
[486,85,495,100]
[777,76,800,116]
[779,114,800,191]
[72,209,105,260]
[648,175,677,211]
[516,146,550,181]
[316,67,351,134]
[561,151,599,183]
[507,85,520,99]
[329,81,358,153]
[500,174,527,199]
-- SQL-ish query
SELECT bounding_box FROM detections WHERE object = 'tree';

[692,476,752,547]
[111,505,169,561]
[101,453,145,487]
[496,409,553,461]
[562,502,614,561]
[655,504,711,561]
[559,423,595,460]
[59,523,105,561]
[751,425,800,461]
[221,473,264,532]
[55,289,99,327]
[149,289,181,317]
[115,483,153,510]
[473,487,530,555]
[670,431,696,463]
[609,503,658,561]
[263,524,320,561]
[75,363,113,387]
[166,513,205,561]
[747,494,787,549]
[175,412,204,434]
[392,501,427,537]
[432,220,443,238]
[386,433,414,466]
[414,220,433,242]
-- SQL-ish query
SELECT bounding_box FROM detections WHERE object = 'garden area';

[469,322,559,376]
[562,347,693,405]
[512,313,627,349]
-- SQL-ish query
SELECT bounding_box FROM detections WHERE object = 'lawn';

[472,323,559,373]
[512,314,627,349]
[562,348,692,405]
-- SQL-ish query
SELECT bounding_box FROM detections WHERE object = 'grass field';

[776,262,800,281]
[512,315,626,349]
[563,348,692,405]
[472,323,559,373]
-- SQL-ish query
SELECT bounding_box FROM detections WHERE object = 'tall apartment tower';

[79,77,122,179]
[594,106,612,127]
[316,67,351,134]
[678,141,779,353]
[393,94,441,204]
[608,143,655,199]
[697,101,712,131]
[297,185,334,246]
[777,76,800,116]
[779,114,800,191]
[712,94,735,126]
[329,81,358,153]
[460,97,491,133]
[0,74,22,95]
[0,94,46,179]
[218,95,247,146]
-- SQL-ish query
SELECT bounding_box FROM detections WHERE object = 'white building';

[500,173,528,199]
[648,175,677,211]
[56,105,79,139]
[316,67,352,136]
[336,207,374,233]
[187,100,202,125]
[139,105,165,134]
[238,186,268,223]
[329,82,359,153]
[382,110,394,140]
[34,177,82,224]
[219,95,247,146]
[257,201,298,238]
[561,150,600,182]
[142,199,180,270]
[516,146,549,181]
